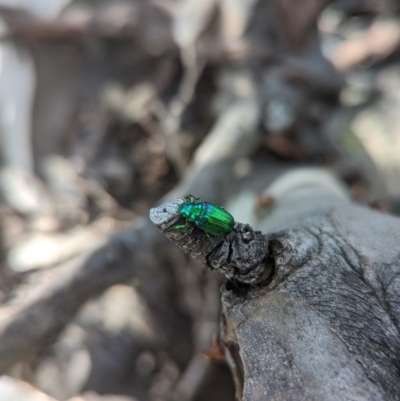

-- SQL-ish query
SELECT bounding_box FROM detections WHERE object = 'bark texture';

[221,172,400,401]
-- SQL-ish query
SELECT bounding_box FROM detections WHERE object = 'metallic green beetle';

[176,195,235,239]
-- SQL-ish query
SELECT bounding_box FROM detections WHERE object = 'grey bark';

[150,169,400,401]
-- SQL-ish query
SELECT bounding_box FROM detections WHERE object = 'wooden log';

[151,169,400,401]
[223,170,400,401]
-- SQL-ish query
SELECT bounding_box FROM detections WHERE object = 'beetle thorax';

[179,203,203,223]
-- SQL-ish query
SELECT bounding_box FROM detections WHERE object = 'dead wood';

[151,170,400,401]
[224,178,400,400]
[1,0,400,400]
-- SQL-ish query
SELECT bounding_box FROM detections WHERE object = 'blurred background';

[0,0,399,400]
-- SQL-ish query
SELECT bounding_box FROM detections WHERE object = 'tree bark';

[151,168,400,401]
[221,169,400,401]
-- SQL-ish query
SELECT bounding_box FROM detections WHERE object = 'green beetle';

[176,195,235,240]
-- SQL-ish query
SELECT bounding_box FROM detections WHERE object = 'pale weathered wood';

[221,170,400,401]
[151,169,400,401]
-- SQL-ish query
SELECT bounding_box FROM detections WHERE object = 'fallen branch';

[150,169,400,401]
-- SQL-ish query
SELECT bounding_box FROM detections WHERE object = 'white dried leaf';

[0,0,72,19]
[0,376,58,401]
[173,0,217,48]
[219,0,258,46]
[0,40,35,169]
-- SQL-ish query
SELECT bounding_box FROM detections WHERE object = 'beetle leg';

[178,227,194,240]
[180,228,216,246]
[176,225,216,246]
[205,233,216,247]
[175,221,194,237]
[175,224,187,230]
